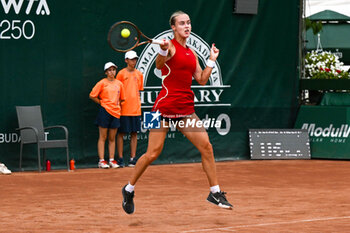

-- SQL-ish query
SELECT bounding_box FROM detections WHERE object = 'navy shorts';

[95,106,120,129]
[119,116,141,133]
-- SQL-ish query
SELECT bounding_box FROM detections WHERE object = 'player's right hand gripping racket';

[107,21,165,52]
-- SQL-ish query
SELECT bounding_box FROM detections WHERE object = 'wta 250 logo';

[1,0,50,40]
[1,0,50,15]
[137,30,232,135]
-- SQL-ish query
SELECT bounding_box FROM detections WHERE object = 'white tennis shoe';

[109,160,120,169]
[0,163,11,175]
[98,160,110,169]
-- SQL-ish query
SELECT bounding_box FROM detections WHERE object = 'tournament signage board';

[249,129,311,159]
[294,105,350,159]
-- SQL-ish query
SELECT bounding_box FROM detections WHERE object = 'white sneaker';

[109,160,120,169]
[98,160,109,169]
[0,163,11,175]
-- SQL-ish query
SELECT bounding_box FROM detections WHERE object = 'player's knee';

[146,147,163,162]
[145,153,159,163]
[201,141,213,155]
[144,141,164,162]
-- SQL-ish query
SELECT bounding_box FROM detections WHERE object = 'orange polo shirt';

[90,78,125,118]
[116,68,143,116]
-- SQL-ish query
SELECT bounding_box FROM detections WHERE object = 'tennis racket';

[107,21,165,52]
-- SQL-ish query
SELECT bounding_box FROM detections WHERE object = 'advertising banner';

[295,105,350,159]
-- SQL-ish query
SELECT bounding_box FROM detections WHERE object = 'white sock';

[99,159,105,162]
[210,185,220,194]
[125,183,135,193]
[109,158,114,162]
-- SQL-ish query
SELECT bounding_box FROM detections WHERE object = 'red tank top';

[152,39,197,118]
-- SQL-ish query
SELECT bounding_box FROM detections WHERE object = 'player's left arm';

[193,43,219,86]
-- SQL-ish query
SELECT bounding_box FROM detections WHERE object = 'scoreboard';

[249,129,311,159]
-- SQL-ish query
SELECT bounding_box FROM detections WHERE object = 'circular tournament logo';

[136,30,232,136]
[136,29,223,87]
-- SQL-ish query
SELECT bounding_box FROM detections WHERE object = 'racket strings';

[108,23,139,52]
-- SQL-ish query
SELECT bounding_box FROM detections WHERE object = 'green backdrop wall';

[0,0,300,170]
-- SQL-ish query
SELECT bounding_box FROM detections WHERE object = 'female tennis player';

[122,11,232,214]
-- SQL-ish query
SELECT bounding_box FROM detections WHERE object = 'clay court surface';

[1,160,350,232]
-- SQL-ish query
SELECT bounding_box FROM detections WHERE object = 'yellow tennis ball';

[121,28,130,38]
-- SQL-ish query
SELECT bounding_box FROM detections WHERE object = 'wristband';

[158,48,169,57]
[206,59,215,68]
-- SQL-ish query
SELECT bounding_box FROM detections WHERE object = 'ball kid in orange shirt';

[89,62,125,169]
[116,51,144,168]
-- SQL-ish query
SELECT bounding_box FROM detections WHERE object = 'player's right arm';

[155,40,174,69]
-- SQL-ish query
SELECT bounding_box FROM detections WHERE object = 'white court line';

[181,216,350,232]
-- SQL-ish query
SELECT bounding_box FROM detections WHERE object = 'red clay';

[1,160,350,232]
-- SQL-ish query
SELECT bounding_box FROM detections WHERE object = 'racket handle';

[152,39,165,45]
